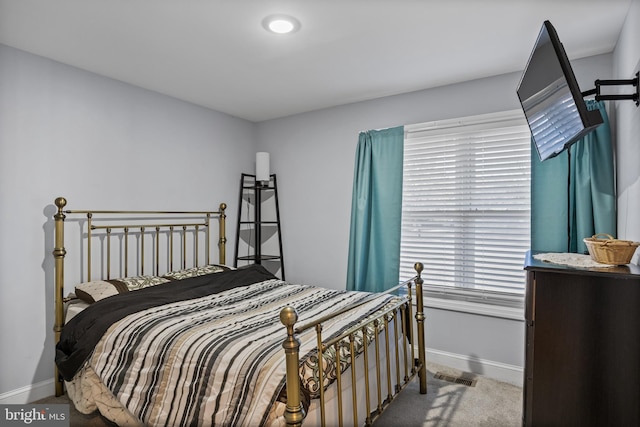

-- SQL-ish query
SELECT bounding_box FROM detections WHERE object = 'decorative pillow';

[75,280,125,304]
[109,275,170,291]
[74,275,170,304]
[163,264,231,281]
[74,265,232,304]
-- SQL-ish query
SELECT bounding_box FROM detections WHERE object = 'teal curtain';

[531,101,616,253]
[346,126,404,292]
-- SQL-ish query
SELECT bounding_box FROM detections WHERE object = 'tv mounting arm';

[581,71,639,106]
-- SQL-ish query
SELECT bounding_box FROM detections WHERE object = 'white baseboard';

[426,348,523,387]
[0,378,55,404]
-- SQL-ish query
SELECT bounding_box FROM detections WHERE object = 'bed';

[52,197,427,426]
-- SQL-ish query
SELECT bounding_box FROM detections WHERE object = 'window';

[400,110,531,307]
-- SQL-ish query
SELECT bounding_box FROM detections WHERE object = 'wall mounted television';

[517,20,603,161]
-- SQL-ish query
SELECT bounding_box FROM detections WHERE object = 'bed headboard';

[52,196,227,395]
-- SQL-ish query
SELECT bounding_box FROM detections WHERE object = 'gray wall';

[2,0,639,396]
[614,0,640,252]
[0,44,255,397]
[256,53,614,382]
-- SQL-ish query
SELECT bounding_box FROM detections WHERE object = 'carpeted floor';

[34,362,522,426]
[374,362,522,427]
[33,394,116,427]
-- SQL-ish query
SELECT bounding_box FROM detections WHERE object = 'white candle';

[256,152,270,182]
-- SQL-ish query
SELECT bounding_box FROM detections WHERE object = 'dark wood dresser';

[523,251,640,426]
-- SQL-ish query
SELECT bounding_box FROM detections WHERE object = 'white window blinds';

[400,110,531,298]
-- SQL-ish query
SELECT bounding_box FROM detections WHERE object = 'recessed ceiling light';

[262,14,301,34]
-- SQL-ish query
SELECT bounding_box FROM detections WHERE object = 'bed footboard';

[280,262,426,427]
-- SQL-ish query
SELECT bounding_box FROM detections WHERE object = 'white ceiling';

[0,0,633,122]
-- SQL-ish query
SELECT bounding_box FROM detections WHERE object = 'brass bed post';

[205,214,210,265]
[194,225,200,267]
[182,226,187,269]
[87,213,92,281]
[142,227,146,274]
[124,227,129,277]
[155,227,160,275]
[106,228,112,279]
[280,307,305,427]
[53,197,67,397]
[315,324,326,426]
[169,226,174,272]
[414,262,427,394]
[218,203,227,264]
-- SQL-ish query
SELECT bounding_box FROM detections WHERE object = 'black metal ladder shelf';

[233,173,285,279]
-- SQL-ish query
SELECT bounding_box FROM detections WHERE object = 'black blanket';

[55,265,277,381]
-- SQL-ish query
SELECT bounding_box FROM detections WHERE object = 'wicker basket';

[583,233,640,265]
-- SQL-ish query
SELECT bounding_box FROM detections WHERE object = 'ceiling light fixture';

[262,14,301,34]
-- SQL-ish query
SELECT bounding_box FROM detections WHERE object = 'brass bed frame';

[52,196,427,426]
[280,266,427,427]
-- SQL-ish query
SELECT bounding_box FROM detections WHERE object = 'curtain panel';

[346,126,404,292]
[531,101,616,253]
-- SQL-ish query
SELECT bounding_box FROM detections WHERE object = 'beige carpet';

[374,362,522,427]
[34,362,522,426]
[32,394,116,427]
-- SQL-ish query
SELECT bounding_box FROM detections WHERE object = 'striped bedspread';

[61,267,398,426]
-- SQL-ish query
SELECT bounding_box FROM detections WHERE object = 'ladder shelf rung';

[239,221,279,225]
[236,255,282,261]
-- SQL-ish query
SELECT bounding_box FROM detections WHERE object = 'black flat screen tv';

[517,20,603,161]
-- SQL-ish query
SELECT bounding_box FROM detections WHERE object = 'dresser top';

[525,250,640,279]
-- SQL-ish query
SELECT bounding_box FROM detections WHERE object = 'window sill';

[401,284,525,320]
[422,295,524,321]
